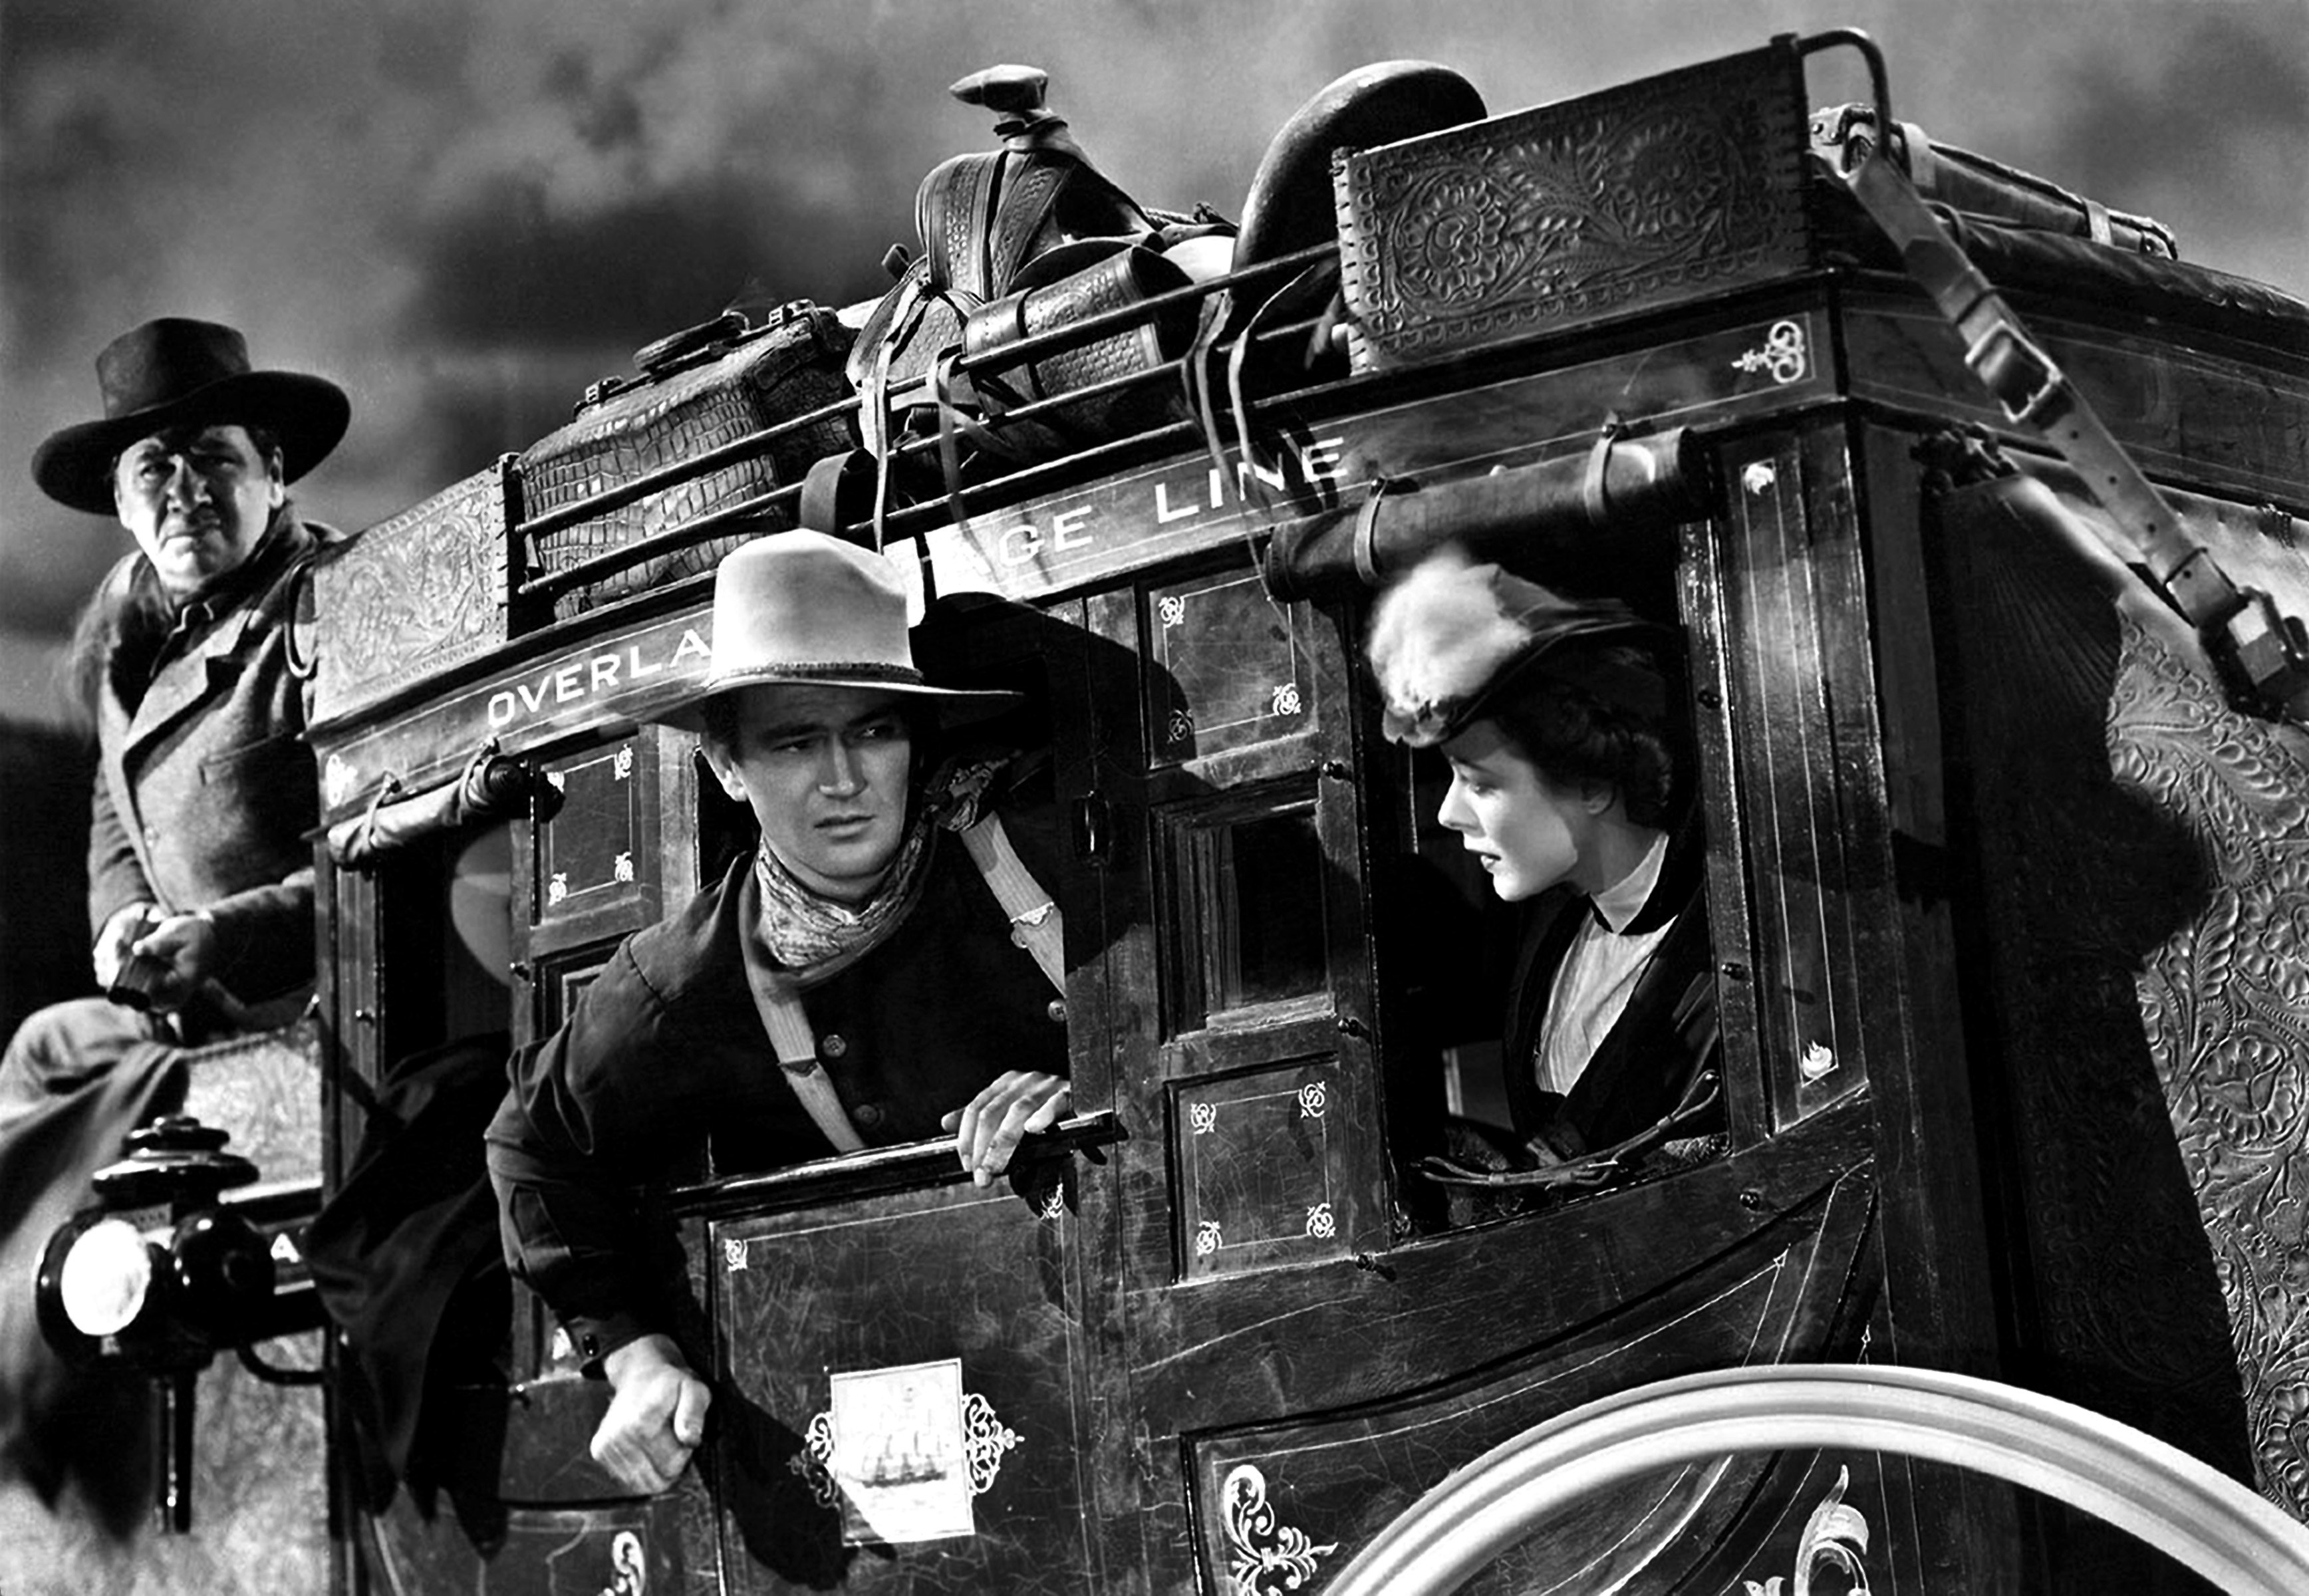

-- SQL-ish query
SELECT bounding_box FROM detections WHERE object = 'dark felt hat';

[32,318,350,515]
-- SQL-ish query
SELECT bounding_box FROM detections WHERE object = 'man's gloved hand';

[92,902,160,991]
[595,1334,713,1495]
[942,1070,1071,1188]
[108,910,221,1014]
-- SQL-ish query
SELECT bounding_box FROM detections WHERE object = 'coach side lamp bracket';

[34,1115,305,1531]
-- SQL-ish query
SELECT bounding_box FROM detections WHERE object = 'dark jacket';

[1500,811,1718,1156]
[0,518,326,1528]
[486,802,1070,1367]
[87,515,322,1005]
[303,1031,513,1507]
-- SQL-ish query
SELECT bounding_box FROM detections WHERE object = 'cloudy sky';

[3,0,2303,726]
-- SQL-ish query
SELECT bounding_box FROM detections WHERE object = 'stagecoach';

[36,28,2309,1595]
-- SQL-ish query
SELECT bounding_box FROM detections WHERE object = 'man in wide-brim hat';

[27,316,349,1025]
[1,317,348,1528]
[487,531,1073,1496]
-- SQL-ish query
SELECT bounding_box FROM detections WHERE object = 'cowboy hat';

[32,318,350,516]
[654,531,1023,732]
[1367,547,1677,748]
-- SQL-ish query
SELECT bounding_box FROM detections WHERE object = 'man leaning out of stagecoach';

[486,531,1073,1496]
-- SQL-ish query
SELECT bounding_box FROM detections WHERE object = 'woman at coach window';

[1366,548,1722,1192]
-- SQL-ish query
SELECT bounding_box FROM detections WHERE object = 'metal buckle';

[1963,320,2064,426]
[2224,590,2309,729]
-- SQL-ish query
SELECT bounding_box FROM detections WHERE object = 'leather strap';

[1582,414,1622,529]
[1352,477,1393,588]
[736,811,1065,1157]
[1842,149,2309,727]
[858,271,926,465]
[1227,261,1330,592]
[1419,1068,1722,1192]
[2083,196,2113,248]
[737,905,868,1156]
[956,812,1066,993]
[932,348,980,547]
[862,275,948,553]
[799,450,873,538]
[1899,118,1938,192]
[864,336,902,554]
[1183,289,1234,490]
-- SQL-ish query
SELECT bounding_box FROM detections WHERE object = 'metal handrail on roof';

[507,240,1343,611]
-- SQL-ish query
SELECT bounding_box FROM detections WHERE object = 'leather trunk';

[519,305,856,620]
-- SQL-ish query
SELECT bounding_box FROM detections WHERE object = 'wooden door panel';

[704,1174,1100,1593]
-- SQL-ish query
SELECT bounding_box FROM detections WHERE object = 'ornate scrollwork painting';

[789,1380,1023,1519]
[1222,1463,1338,1596]
[1742,1466,1873,1596]
[596,1530,646,1596]
[1732,319,1810,386]
[792,1412,840,1508]
[960,1393,1022,1494]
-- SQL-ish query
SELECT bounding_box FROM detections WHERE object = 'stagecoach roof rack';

[508,237,1348,611]
[329,31,2308,677]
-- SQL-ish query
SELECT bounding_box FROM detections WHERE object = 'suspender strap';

[735,813,1065,1154]
[1842,150,2309,729]
[956,811,1067,994]
[736,874,867,1154]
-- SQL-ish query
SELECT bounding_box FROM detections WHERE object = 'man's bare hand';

[941,1071,1070,1187]
[595,1334,712,1494]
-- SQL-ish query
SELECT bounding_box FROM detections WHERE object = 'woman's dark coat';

[1500,811,1720,1157]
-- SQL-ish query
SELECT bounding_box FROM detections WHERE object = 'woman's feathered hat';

[1365,548,1676,747]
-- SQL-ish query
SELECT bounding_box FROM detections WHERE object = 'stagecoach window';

[376,825,518,1063]
[1168,792,1329,1025]
[1144,571,1317,766]
[533,738,646,923]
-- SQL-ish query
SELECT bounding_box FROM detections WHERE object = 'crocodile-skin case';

[519,304,856,618]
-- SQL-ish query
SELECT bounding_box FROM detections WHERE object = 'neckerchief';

[752,752,1010,988]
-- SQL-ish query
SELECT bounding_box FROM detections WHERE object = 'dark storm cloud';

[382,13,947,352]
[1,14,173,367]
[404,376,575,497]
[372,5,482,100]
[552,63,648,156]
[404,174,847,347]
[2036,9,2308,281]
